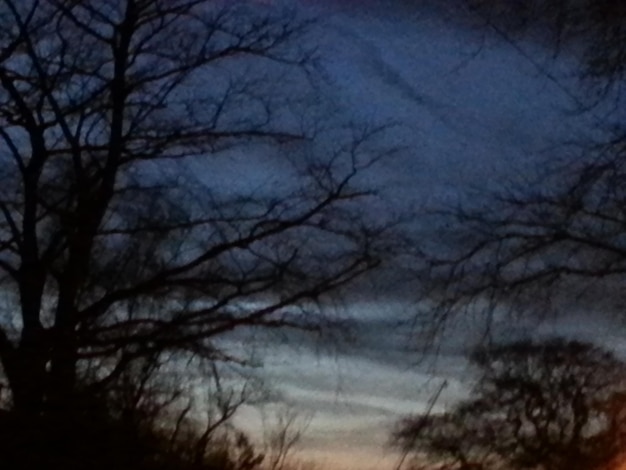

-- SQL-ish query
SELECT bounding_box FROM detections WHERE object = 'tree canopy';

[0,0,400,418]
[393,339,626,470]
[420,0,626,331]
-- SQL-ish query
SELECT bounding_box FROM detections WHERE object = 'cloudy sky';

[229,1,624,469]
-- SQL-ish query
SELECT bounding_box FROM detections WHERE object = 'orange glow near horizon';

[299,447,398,470]
[611,456,626,470]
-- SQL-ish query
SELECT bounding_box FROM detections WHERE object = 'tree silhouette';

[462,0,626,89]
[392,339,626,470]
[0,0,400,421]
[419,0,626,334]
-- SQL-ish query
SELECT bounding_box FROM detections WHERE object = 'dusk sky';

[229,1,626,469]
[2,1,625,469]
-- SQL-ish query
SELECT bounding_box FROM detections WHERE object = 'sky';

[0,2,623,469]
[229,1,625,469]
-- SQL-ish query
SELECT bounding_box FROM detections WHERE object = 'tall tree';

[392,339,626,470]
[419,0,626,332]
[0,0,398,417]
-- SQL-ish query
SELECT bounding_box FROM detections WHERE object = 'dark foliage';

[392,339,626,470]
[0,354,265,470]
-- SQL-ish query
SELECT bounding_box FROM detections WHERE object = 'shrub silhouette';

[0,362,265,470]
[0,401,264,470]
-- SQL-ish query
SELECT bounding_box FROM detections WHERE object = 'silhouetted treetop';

[0,0,403,418]
[393,338,626,470]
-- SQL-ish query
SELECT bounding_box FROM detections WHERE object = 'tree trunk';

[48,333,77,413]
[4,339,47,415]
[49,286,80,413]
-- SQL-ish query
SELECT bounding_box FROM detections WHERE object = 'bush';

[0,360,265,470]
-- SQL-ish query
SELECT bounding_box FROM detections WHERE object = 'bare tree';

[0,348,271,469]
[417,0,626,336]
[0,0,401,421]
[392,339,626,470]
[421,146,626,330]
[458,0,626,91]
[262,404,312,470]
